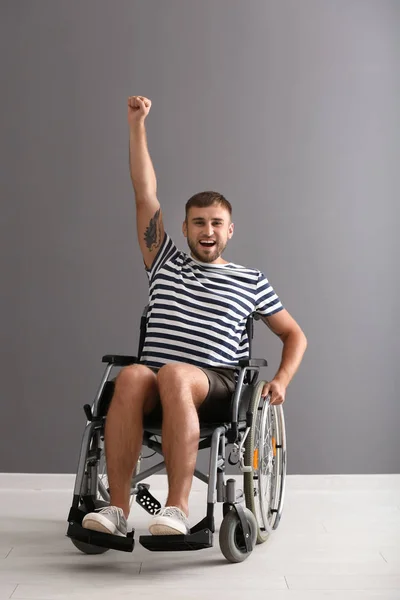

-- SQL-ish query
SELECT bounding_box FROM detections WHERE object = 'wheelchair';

[67,306,287,563]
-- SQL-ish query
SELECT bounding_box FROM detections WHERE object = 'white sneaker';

[82,506,127,537]
[148,506,190,535]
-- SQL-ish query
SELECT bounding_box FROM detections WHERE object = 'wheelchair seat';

[96,376,253,436]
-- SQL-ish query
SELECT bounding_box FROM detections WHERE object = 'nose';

[204,224,214,237]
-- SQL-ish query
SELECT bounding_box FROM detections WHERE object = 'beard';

[187,237,227,263]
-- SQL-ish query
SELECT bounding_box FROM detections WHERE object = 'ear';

[228,222,234,239]
[182,220,188,238]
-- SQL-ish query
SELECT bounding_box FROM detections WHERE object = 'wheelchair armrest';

[238,358,268,368]
[102,355,139,366]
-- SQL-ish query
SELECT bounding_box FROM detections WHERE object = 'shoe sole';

[82,516,126,537]
[149,523,187,535]
[148,516,189,536]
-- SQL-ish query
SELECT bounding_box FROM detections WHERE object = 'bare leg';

[105,364,159,518]
[157,364,209,516]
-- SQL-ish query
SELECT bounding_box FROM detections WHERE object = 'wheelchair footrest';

[67,522,135,552]
[139,529,213,552]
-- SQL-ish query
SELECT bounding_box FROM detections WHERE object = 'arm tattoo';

[144,209,161,252]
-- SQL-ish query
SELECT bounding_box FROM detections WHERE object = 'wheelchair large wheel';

[219,506,258,563]
[244,380,287,544]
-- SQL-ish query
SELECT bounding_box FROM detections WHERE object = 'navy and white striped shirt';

[140,233,283,371]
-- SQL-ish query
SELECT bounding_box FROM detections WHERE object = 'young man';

[82,96,307,538]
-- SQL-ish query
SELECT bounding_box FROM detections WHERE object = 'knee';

[157,363,187,391]
[113,364,157,407]
[115,364,150,388]
[157,364,199,411]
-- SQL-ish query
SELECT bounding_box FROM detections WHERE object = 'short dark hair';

[185,191,232,222]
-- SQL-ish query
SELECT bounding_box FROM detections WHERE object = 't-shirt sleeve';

[254,272,284,316]
[144,231,181,284]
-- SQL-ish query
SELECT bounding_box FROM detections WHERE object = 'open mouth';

[199,240,216,248]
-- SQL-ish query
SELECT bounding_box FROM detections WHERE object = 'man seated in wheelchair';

[82,96,307,539]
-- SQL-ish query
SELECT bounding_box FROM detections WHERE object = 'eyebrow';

[191,218,224,223]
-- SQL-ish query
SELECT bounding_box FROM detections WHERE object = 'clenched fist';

[128,96,152,126]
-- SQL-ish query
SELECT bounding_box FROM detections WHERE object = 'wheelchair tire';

[219,506,257,563]
[70,500,110,555]
[244,380,287,544]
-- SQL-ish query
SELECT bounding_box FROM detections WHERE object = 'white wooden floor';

[0,474,399,600]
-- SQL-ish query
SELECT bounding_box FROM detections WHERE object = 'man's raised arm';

[128,96,157,200]
[128,96,165,269]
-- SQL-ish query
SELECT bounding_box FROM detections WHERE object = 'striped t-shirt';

[140,232,283,371]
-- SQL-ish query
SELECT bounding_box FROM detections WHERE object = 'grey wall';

[1,0,399,474]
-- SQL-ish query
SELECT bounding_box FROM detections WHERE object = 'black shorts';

[144,365,237,424]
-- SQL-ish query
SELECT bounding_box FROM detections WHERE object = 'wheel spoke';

[244,382,287,540]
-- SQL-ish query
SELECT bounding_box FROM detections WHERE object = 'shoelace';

[155,506,188,523]
[97,505,124,525]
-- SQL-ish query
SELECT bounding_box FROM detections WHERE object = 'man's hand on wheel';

[261,378,286,405]
[128,95,152,126]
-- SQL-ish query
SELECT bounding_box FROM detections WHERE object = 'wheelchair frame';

[67,306,287,563]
